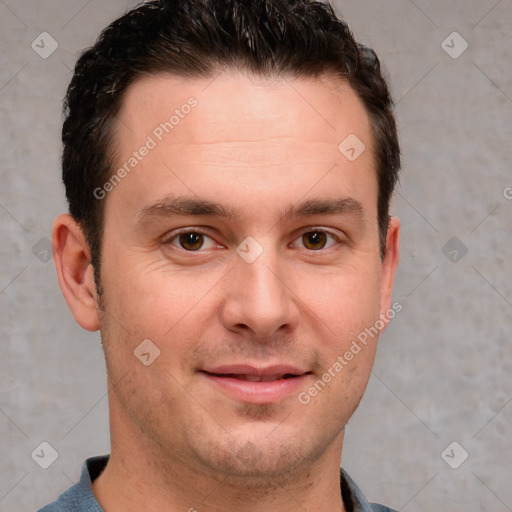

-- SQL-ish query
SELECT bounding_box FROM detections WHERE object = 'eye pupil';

[179,232,204,251]
[303,231,327,250]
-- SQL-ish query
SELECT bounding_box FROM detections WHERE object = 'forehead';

[117,71,371,147]
[105,71,377,224]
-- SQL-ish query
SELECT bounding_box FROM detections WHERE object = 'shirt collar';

[69,455,383,512]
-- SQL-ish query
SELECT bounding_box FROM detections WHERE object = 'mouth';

[199,365,311,404]
[204,372,301,382]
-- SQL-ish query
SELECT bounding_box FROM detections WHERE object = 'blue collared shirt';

[38,455,397,511]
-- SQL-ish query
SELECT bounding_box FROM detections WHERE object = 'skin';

[53,71,400,512]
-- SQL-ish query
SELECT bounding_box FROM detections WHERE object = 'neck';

[93,395,346,512]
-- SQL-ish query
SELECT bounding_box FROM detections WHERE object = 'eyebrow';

[136,195,366,225]
[281,197,366,221]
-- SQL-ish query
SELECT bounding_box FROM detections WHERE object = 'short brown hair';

[62,0,400,288]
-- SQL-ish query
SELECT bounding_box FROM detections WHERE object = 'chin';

[188,426,335,487]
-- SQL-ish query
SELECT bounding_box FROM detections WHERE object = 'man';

[42,0,401,510]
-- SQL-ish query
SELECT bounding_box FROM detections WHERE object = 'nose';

[220,245,300,340]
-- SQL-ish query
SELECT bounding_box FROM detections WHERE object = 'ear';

[52,214,100,332]
[379,216,400,331]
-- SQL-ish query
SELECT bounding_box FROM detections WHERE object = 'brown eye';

[179,232,204,251]
[302,231,328,250]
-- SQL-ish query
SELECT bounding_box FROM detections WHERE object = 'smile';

[200,365,311,404]
[207,372,299,382]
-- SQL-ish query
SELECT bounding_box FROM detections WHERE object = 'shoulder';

[340,467,398,512]
[36,456,108,512]
[369,504,398,512]
[37,503,65,512]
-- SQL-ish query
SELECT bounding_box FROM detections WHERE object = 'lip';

[200,364,311,404]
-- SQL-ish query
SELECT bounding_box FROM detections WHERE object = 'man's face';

[97,71,398,481]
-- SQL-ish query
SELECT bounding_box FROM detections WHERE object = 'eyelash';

[164,228,342,252]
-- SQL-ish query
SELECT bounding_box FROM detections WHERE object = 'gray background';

[1,1,511,510]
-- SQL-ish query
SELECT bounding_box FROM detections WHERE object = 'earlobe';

[379,216,400,331]
[52,214,100,332]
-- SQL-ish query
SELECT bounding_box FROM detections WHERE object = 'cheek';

[294,261,383,395]
[101,253,220,338]
[299,262,382,333]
